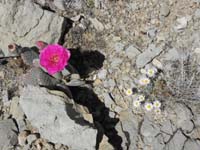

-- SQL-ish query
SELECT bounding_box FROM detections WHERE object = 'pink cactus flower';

[39,44,71,75]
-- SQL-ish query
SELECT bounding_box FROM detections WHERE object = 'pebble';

[18,131,30,146]
[147,28,157,39]
[9,97,25,120]
[114,106,123,114]
[98,69,107,79]
[102,93,114,109]
[167,130,187,150]
[111,58,123,68]
[0,119,18,149]
[160,3,170,17]
[162,48,179,61]
[114,42,125,52]
[27,134,38,144]
[107,79,116,90]
[194,47,200,54]
[195,9,200,19]
[55,143,62,149]
[89,17,104,32]
[2,89,9,106]
[136,44,162,68]
[125,45,141,59]
[152,59,163,69]
[184,139,200,150]
[0,71,4,79]
[174,17,188,31]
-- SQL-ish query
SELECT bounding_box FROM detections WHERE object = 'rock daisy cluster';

[125,63,162,114]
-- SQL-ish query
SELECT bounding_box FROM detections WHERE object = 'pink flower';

[39,44,71,75]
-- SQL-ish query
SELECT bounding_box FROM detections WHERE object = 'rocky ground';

[1,0,200,150]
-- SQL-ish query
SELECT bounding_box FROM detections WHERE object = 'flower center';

[50,54,59,63]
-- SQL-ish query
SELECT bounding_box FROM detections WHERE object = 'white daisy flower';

[125,89,133,96]
[138,77,150,86]
[144,102,153,111]
[133,100,141,108]
[154,108,161,115]
[144,64,157,77]
[153,100,161,108]
[138,95,145,102]
[146,68,157,77]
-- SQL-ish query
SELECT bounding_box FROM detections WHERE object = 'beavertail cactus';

[22,67,59,86]
[39,44,71,75]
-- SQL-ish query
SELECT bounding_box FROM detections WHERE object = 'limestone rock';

[19,86,97,150]
[0,0,63,56]
[0,119,18,150]
[136,44,162,68]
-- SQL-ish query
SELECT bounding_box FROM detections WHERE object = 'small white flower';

[154,108,161,115]
[133,100,141,108]
[138,77,150,86]
[140,69,146,74]
[153,100,161,108]
[138,95,145,102]
[146,67,157,77]
[144,102,153,111]
[125,89,133,96]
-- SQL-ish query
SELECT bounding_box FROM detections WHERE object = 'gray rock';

[89,17,104,32]
[64,0,86,10]
[160,120,174,135]
[0,0,63,56]
[162,133,171,143]
[162,48,179,61]
[9,97,25,120]
[27,134,37,144]
[143,134,165,150]
[53,0,65,10]
[102,93,114,109]
[115,121,129,150]
[19,86,97,150]
[172,103,193,132]
[160,3,170,17]
[194,9,200,19]
[136,44,162,68]
[174,17,188,31]
[184,139,200,150]
[111,58,123,68]
[98,69,107,79]
[99,135,114,150]
[119,111,139,150]
[2,89,9,106]
[125,45,141,59]
[107,79,116,90]
[165,130,187,150]
[147,28,157,39]
[126,2,138,11]
[114,42,125,52]
[94,0,107,9]
[0,119,18,150]
[140,117,160,137]
[0,48,5,57]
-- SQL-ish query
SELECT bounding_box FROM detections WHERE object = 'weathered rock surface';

[19,86,97,150]
[0,119,18,150]
[183,139,200,150]
[0,0,64,56]
[136,44,162,68]
[165,130,187,150]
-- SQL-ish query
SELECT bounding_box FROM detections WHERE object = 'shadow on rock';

[68,48,105,78]
[69,86,123,150]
